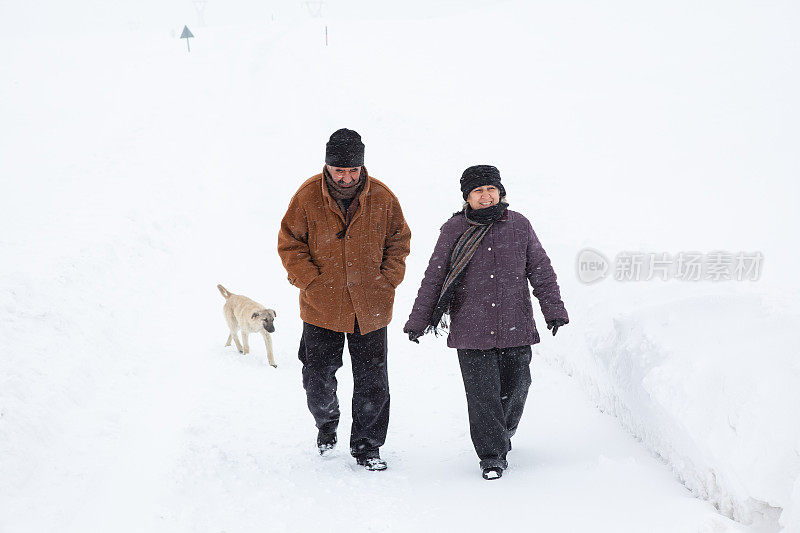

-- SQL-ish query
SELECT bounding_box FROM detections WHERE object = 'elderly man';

[277,128,411,471]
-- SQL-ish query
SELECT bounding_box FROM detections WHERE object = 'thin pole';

[187,39,191,53]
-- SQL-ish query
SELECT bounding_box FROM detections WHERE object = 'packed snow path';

[3,1,796,531]
[2,264,748,531]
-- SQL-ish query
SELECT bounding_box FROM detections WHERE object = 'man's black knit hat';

[460,165,506,200]
[325,128,365,167]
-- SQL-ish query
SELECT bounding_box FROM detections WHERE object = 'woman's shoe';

[356,454,388,471]
[482,467,503,480]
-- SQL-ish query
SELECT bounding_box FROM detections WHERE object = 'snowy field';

[2,1,799,531]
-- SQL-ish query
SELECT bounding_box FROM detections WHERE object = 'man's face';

[327,165,362,188]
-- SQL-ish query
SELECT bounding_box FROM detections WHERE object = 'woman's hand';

[546,318,568,336]
[407,331,423,344]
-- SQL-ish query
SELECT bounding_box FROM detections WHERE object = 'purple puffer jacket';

[404,209,568,350]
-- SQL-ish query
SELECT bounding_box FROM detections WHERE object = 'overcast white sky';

[0,0,508,39]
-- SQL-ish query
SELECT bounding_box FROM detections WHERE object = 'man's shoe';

[356,454,387,471]
[317,432,337,456]
[482,467,503,480]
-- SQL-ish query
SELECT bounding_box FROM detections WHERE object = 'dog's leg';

[242,332,250,355]
[224,306,242,352]
[263,332,277,368]
[231,330,244,353]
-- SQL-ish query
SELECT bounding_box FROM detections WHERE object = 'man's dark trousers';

[298,320,389,457]
[456,345,532,469]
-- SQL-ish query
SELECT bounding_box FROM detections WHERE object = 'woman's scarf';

[426,201,508,335]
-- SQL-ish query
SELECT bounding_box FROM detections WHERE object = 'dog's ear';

[268,309,277,318]
[251,312,259,320]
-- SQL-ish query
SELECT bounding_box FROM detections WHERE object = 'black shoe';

[355,453,387,471]
[482,467,503,480]
[317,431,337,456]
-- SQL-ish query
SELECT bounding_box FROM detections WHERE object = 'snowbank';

[550,286,800,531]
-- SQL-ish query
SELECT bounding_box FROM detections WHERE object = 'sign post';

[180,26,194,52]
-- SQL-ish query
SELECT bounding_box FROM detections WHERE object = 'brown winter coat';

[277,169,411,334]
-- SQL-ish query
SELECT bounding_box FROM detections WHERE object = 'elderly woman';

[403,165,569,480]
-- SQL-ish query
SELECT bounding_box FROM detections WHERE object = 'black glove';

[407,331,423,344]
[546,318,568,336]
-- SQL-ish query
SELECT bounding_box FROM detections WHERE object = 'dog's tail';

[217,284,232,299]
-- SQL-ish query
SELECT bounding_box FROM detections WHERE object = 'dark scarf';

[465,202,507,224]
[323,166,367,238]
[426,201,508,335]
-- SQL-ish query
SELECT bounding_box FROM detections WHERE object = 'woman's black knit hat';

[460,165,506,200]
[325,128,365,167]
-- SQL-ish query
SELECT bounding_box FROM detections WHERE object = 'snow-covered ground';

[2,1,798,531]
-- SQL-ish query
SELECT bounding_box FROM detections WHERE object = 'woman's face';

[467,185,500,210]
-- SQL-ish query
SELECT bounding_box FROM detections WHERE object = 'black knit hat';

[325,128,365,167]
[460,165,506,200]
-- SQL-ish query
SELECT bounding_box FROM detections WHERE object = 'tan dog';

[217,284,277,368]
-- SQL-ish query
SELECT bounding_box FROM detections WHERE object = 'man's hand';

[546,318,569,336]
[407,331,423,344]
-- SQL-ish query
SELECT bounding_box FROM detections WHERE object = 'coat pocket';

[309,219,337,262]
[371,219,386,263]
[372,271,396,313]
[513,228,528,261]
[302,274,322,294]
